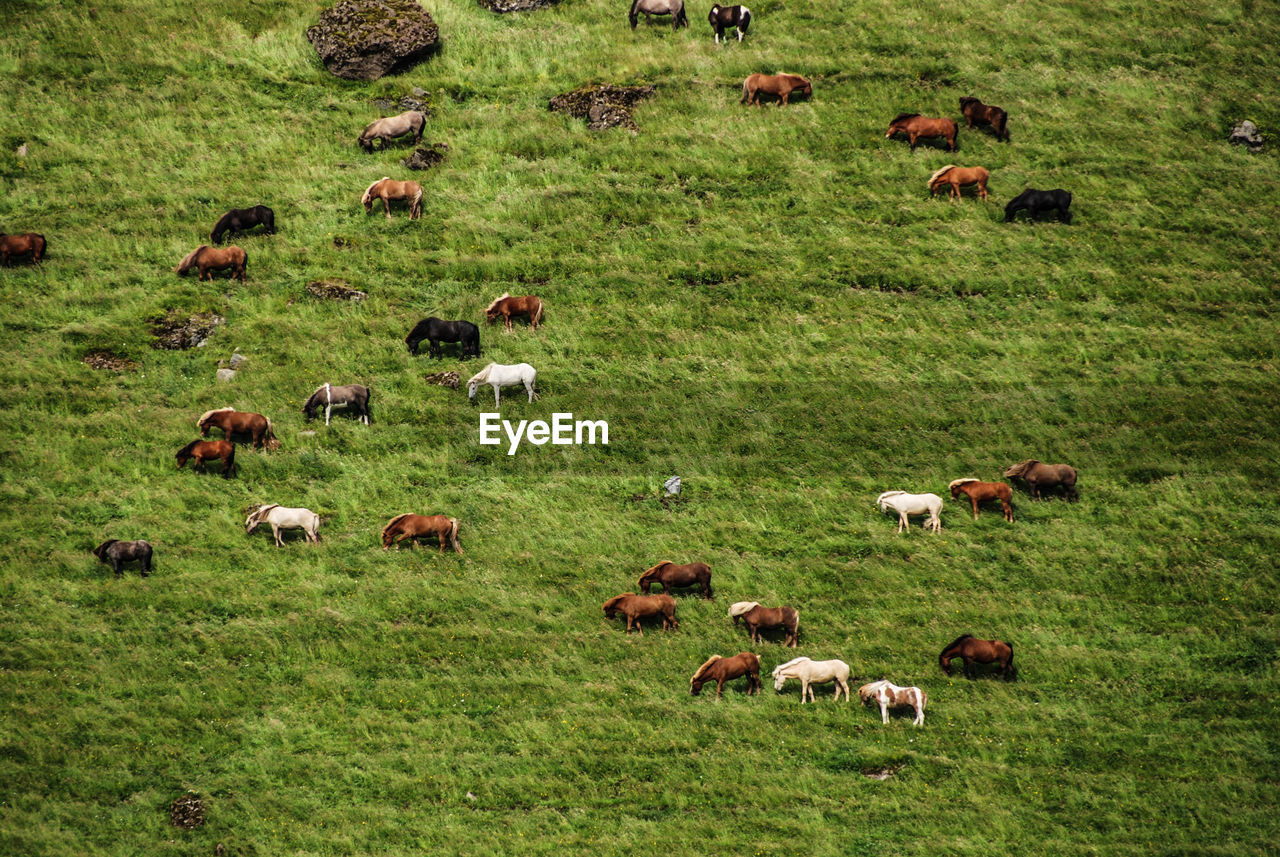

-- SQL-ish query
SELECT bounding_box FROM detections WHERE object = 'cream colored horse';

[466,362,536,407]
[858,680,927,726]
[772,656,850,703]
[245,504,321,546]
[876,490,942,533]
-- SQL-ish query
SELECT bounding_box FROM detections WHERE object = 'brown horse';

[175,439,236,478]
[928,165,989,200]
[729,602,799,647]
[380,513,462,553]
[740,73,812,107]
[197,408,279,450]
[959,97,1009,142]
[1004,460,1078,500]
[361,177,423,220]
[939,634,1015,680]
[948,478,1013,521]
[690,653,761,698]
[885,113,958,152]
[0,232,46,265]
[603,593,678,634]
[175,245,247,282]
[485,294,544,331]
[638,561,712,598]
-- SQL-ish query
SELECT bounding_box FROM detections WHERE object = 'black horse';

[92,539,153,577]
[1005,189,1072,223]
[406,318,481,359]
[211,205,276,244]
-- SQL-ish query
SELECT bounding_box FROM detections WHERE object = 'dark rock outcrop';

[307,0,440,81]
[1228,120,1264,152]
[307,278,368,301]
[478,0,559,12]
[549,84,656,132]
[403,142,449,170]
[149,310,224,350]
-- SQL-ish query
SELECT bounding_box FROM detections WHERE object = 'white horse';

[858,680,927,726]
[245,504,321,546]
[772,656,851,703]
[467,362,536,407]
[876,490,942,533]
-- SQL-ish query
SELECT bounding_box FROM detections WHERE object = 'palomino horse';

[1005,189,1073,224]
[729,601,799,647]
[959,97,1009,142]
[485,294,544,331]
[358,111,426,153]
[1004,459,1078,499]
[876,491,942,533]
[0,232,46,265]
[406,318,481,359]
[885,113,958,152]
[380,513,463,553]
[948,478,1013,522]
[176,439,236,478]
[210,205,274,244]
[708,4,750,43]
[603,593,678,634]
[741,73,811,107]
[928,165,989,200]
[630,0,687,30]
[92,539,153,577]
[690,653,761,698]
[938,634,1015,679]
[466,363,536,407]
[362,177,423,220]
[245,505,321,546]
[638,561,712,598]
[773,657,850,703]
[858,680,927,725]
[197,408,279,450]
[175,245,247,282]
[303,383,371,426]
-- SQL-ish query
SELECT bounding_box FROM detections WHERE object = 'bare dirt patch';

[83,349,139,372]
[149,310,224,350]
[550,84,656,132]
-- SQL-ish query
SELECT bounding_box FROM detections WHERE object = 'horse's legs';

[800,680,809,704]
[715,678,725,699]
[525,380,533,403]
[970,496,980,520]
[1002,499,1013,522]
[383,197,392,219]
[879,700,889,724]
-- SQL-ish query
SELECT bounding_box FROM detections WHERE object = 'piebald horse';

[361,177,423,220]
[772,657,850,703]
[708,4,750,43]
[302,383,371,425]
[630,0,687,30]
[859,680,927,726]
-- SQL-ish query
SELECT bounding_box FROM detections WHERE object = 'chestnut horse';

[603,593,678,634]
[638,561,712,598]
[175,439,236,478]
[485,293,544,331]
[380,513,462,553]
[948,478,1013,522]
[1004,459,1078,500]
[175,245,247,282]
[928,165,989,200]
[361,177,423,220]
[197,408,279,450]
[741,73,811,107]
[939,634,1015,679]
[690,653,761,698]
[959,97,1009,142]
[0,232,45,265]
[729,601,799,647]
[885,113,958,152]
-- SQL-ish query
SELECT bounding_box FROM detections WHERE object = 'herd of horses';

[876,461,1078,531]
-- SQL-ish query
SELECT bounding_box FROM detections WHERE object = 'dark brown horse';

[638,561,712,598]
[1004,460,1078,500]
[948,478,1013,522]
[175,245,247,282]
[729,602,799,647]
[690,653,761,698]
[741,73,811,107]
[175,439,236,478]
[92,539,153,577]
[485,294,544,331]
[381,513,463,553]
[939,634,1015,679]
[0,232,46,265]
[885,113,958,152]
[197,408,279,450]
[603,593,678,634]
[959,97,1009,142]
[361,177,423,220]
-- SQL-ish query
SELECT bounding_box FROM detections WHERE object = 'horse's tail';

[411,183,423,217]
[531,298,544,327]
[740,7,751,33]
[741,76,752,104]
[264,415,276,443]
[448,517,461,552]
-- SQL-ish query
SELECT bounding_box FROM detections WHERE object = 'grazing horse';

[1004,459,1078,499]
[0,232,46,265]
[729,601,799,647]
[466,363,536,407]
[245,505,321,546]
[638,561,712,599]
[773,657,850,703]
[175,245,247,282]
[630,0,687,30]
[406,317,481,359]
[708,4,750,43]
[948,478,1013,522]
[876,491,942,533]
[939,634,1015,679]
[1005,189,1073,224]
[303,383,372,426]
[380,513,463,553]
[958,97,1009,142]
[210,205,274,244]
[858,680,927,725]
[690,653,761,698]
[928,165,989,200]
[603,593,678,634]
[175,439,236,478]
[92,539,152,577]
[197,408,278,450]
[361,177,423,220]
[358,111,426,153]
[741,73,811,107]
[485,294,544,331]
[885,113,958,152]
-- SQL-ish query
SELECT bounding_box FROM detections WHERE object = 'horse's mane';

[92,539,118,556]
[247,503,280,526]
[728,601,759,618]
[942,633,974,651]
[485,293,511,313]
[176,440,201,456]
[467,363,498,386]
[772,656,811,676]
[639,561,673,582]
[175,246,207,273]
[928,165,958,187]
[361,177,390,206]
[692,655,723,680]
[196,407,235,427]
[603,593,634,609]
[890,112,920,123]
[381,513,415,538]
[1003,460,1038,477]
[948,477,979,489]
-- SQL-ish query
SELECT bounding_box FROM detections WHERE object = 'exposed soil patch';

[862,761,907,780]
[306,278,367,301]
[170,792,205,829]
[149,310,224,350]
[403,142,449,170]
[425,371,460,390]
[550,84,656,132]
[478,0,559,12]
[83,349,139,372]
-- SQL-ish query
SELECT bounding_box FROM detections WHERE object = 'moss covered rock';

[307,0,440,81]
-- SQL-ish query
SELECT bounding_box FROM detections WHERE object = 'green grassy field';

[2,0,1278,854]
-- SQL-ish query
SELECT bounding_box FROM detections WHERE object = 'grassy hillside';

[1,0,1278,854]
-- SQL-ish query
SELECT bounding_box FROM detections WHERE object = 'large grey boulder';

[307,0,440,81]
[1228,120,1264,152]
